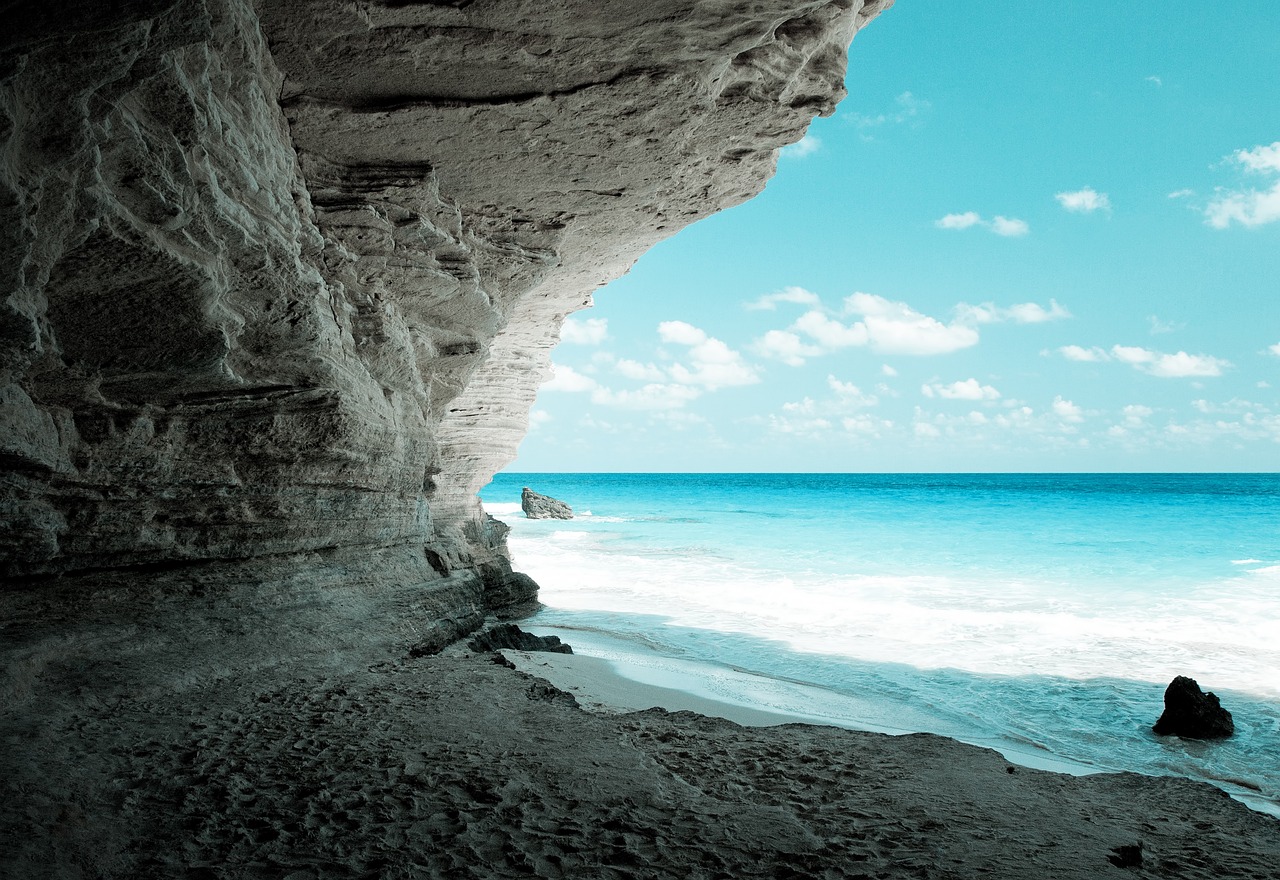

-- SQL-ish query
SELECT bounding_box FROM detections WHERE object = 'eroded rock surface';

[0,0,889,626]
[522,487,573,520]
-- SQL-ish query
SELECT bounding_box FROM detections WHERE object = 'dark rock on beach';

[522,487,574,520]
[469,623,573,655]
[1153,676,1235,739]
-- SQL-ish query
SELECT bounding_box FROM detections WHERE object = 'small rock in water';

[1152,676,1234,739]
[521,487,573,519]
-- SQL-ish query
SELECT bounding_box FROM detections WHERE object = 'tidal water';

[481,473,1280,815]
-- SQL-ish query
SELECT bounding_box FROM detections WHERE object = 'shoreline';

[507,623,1280,818]
[4,577,1278,878]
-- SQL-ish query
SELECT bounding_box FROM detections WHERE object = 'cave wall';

[0,0,888,635]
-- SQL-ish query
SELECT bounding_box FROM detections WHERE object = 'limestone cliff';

[0,0,889,643]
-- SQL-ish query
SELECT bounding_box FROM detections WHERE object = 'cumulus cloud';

[792,310,869,349]
[1058,344,1110,362]
[847,293,979,355]
[827,375,879,407]
[1055,187,1111,213]
[752,330,823,367]
[1145,75,1163,87]
[937,211,1029,236]
[1052,396,1084,422]
[990,216,1030,237]
[659,321,759,389]
[591,383,701,410]
[935,211,982,230]
[1268,342,1280,357]
[781,133,821,159]
[922,378,1001,401]
[559,316,608,345]
[956,300,1070,325]
[543,363,597,392]
[1168,188,1195,200]
[881,364,898,377]
[744,286,822,311]
[1122,404,1153,426]
[615,358,666,381]
[1110,345,1230,378]
[1205,141,1280,228]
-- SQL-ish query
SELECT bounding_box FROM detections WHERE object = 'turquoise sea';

[481,473,1280,815]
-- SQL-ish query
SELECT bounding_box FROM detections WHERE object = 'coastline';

[4,581,1278,878]
[506,623,1280,818]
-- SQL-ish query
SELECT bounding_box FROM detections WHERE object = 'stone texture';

[522,486,573,520]
[1153,676,1236,739]
[0,0,891,627]
[468,623,573,655]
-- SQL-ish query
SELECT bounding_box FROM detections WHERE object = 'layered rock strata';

[0,0,889,633]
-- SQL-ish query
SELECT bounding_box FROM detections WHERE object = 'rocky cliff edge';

[0,0,889,646]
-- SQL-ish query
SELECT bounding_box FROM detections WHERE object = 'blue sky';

[510,1,1280,472]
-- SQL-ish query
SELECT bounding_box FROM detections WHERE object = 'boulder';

[468,624,572,655]
[522,488,574,520]
[1152,676,1234,739]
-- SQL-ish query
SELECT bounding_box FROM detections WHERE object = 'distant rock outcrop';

[1152,676,1235,739]
[468,624,572,655]
[522,488,573,520]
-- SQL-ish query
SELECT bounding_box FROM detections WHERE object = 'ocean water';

[480,473,1280,815]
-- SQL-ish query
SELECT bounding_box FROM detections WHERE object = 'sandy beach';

[3,580,1277,879]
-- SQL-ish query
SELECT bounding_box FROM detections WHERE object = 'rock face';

[0,0,890,634]
[1153,676,1235,739]
[522,487,573,520]
[468,623,573,655]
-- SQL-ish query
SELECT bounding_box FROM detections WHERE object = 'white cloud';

[591,383,701,410]
[781,133,821,159]
[1123,404,1153,426]
[922,378,1001,401]
[1052,396,1084,422]
[559,316,608,345]
[847,292,979,355]
[1168,188,1194,200]
[847,90,931,131]
[914,422,941,438]
[657,320,707,347]
[1268,342,1280,357]
[528,409,552,428]
[957,300,1070,325]
[792,310,869,349]
[1146,75,1163,87]
[659,321,759,389]
[744,286,822,311]
[938,212,1029,236]
[615,358,666,381]
[1205,141,1280,228]
[752,330,823,367]
[990,215,1030,237]
[1148,315,1179,335]
[842,414,893,436]
[1059,344,1110,362]
[543,363,598,392]
[827,375,878,407]
[1055,187,1111,213]
[881,364,898,377]
[936,211,982,230]
[1110,345,1230,378]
